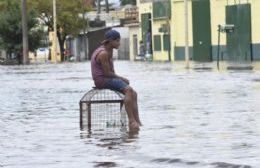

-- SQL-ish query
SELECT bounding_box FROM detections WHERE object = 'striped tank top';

[91,45,114,88]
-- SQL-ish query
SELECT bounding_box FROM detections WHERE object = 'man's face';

[110,38,121,49]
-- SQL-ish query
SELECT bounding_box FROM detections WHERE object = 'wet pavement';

[0,61,260,168]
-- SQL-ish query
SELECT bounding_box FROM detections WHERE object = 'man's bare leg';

[124,88,139,131]
[132,90,142,126]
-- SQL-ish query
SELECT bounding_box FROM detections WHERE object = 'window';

[163,34,170,51]
[154,35,161,51]
[133,34,138,56]
[153,1,171,19]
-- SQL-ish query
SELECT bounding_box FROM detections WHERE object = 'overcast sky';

[105,0,120,7]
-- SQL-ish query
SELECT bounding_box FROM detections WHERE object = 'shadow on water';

[79,127,139,167]
[150,157,252,168]
[93,161,117,167]
[151,158,200,165]
[211,162,252,168]
[80,126,139,147]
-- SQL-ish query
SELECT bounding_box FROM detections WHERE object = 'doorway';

[192,0,212,62]
[226,4,252,62]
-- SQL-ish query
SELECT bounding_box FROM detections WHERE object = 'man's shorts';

[104,78,128,93]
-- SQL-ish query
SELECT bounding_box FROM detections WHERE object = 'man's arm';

[97,51,129,84]
[97,51,116,78]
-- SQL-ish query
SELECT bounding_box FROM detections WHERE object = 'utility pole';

[184,0,190,68]
[97,0,101,14]
[82,0,88,60]
[164,0,171,62]
[21,0,28,64]
[105,0,109,13]
[53,0,57,63]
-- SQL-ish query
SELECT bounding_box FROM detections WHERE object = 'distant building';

[124,22,139,61]
[0,50,7,60]
[66,5,139,61]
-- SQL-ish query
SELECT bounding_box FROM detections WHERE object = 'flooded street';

[0,61,260,168]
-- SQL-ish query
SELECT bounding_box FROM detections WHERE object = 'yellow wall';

[251,0,260,43]
[167,0,193,61]
[173,0,260,49]
[110,10,125,19]
[137,1,172,61]
[172,0,193,47]
[138,0,260,61]
[152,19,170,61]
[128,25,139,61]
[210,0,260,45]
[138,0,193,61]
[136,2,152,16]
[210,0,226,45]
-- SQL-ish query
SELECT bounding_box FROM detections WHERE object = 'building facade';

[137,0,260,62]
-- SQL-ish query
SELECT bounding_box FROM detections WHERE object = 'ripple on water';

[1,62,260,168]
[211,162,252,168]
[152,158,199,164]
[93,161,117,167]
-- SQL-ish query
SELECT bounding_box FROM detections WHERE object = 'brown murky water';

[0,61,259,168]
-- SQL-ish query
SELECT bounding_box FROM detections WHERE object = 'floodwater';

[0,61,260,168]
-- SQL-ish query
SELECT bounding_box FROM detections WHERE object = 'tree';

[0,0,44,63]
[27,0,92,61]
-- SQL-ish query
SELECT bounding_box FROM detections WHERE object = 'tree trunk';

[57,30,66,62]
[21,0,29,64]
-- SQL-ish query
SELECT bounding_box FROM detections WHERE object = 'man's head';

[102,30,121,49]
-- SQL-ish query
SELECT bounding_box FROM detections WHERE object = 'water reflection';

[80,126,139,146]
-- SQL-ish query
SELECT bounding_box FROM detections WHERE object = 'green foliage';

[0,1,22,54]
[27,0,91,61]
[0,0,44,56]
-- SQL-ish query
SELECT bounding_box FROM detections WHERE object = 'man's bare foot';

[129,121,139,131]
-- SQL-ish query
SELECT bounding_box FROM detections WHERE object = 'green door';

[226,4,252,62]
[192,0,212,62]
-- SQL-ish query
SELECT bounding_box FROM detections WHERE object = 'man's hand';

[120,77,129,84]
